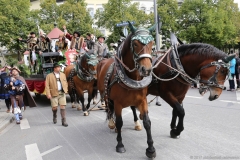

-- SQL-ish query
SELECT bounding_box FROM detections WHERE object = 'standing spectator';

[0,66,11,112]
[45,62,68,127]
[227,54,236,91]
[55,34,68,56]
[86,33,95,50]
[94,35,109,58]
[235,53,240,91]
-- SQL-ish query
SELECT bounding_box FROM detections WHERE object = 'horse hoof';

[146,150,156,158]
[77,107,82,111]
[72,105,76,108]
[134,120,142,131]
[84,111,89,116]
[135,125,142,131]
[93,100,96,104]
[108,119,115,129]
[116,146,126,153]
[170,130,180,139]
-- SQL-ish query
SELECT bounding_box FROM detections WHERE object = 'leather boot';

[60,109,68,127]
[52,109,57,124]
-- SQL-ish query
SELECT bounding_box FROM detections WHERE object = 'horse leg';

[108,100,115,129]
[115,105,126,153]
[92,88,98,104]
[140,101,156,158]
[170,103,185,138]
[170,109,177,129]
[70,90,76,108]
[130,106,142,131]
[86,89,93,111]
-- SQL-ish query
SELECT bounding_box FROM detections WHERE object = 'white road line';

[185,95,203,99]
[40,145,62,157]
[219,100,240,104]
[20,118,30,130]
[236,91,240,101]
[25,143,43,160]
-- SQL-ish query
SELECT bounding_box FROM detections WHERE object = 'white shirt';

[54,72,62,91]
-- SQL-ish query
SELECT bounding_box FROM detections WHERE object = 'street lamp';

[153,0,160,51]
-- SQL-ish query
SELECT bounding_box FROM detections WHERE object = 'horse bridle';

[130,39,152,71]
[198,60,229,90]
[78,54,97,76]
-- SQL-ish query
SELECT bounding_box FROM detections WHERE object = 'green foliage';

[94,0,153,44]
[30,0,95,35]
[5,55,31,77]
[0,0,35,51]
[177,0,240,47]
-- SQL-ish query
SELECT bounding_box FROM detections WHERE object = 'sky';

[234,0,240,9]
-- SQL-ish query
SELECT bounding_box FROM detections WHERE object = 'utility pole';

[153,0,160,51]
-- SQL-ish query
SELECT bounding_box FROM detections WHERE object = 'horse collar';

[75,56,94,82]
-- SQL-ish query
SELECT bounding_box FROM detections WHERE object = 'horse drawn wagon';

[24,51,65,98]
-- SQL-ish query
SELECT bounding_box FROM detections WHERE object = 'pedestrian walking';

[227,54,236,91]
[45,62,68,127]
[0,66,11,112]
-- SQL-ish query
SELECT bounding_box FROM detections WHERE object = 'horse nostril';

[141,66,146,73]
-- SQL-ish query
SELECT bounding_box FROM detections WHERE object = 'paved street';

[0,87,240,160]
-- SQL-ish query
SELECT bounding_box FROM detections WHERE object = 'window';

[150,7,154,13]
[88,8,94,18]
[97,8,104,13]
[140,7,146,12]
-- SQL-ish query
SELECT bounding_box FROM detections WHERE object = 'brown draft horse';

[97,22,156,158]
[131,40,233,139]
[64,52,98,116]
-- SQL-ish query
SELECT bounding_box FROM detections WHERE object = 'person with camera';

[4,67,25,124]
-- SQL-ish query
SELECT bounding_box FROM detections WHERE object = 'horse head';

[84,53,99,79]
[201,54,235,101]
[127,21,155,77]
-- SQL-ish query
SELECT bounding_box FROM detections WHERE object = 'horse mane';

[121,34,132,57]
[178,43,226,60]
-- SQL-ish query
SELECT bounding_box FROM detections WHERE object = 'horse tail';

[92,80,98,98]
[106,99,114,120]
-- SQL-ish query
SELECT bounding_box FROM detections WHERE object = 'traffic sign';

[116,21,135,27]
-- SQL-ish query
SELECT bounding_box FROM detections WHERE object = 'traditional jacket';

[16,76,37,107]
[70,36,85,52]
[94,41,109,57]
[39,38,52,52]
[4,77,25,95]
[20,37,39,51]
[86,39,95,50]
[45,72,68,97]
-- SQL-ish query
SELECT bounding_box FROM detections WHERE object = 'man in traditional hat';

[19,32,39,51]
[4,66,37,124]
[45,62,68,127]
[93,35,109,59]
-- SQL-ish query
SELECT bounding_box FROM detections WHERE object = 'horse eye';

[221,69,226,74]
[133,43,137,47]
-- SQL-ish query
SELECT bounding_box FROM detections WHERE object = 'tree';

[177,0,240,48]
[0,0,35,52]
[157,0,179,38]
[35,0,94,35]
[94,0,153,44]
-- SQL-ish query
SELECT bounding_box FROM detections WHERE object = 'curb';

[0,114,15,133]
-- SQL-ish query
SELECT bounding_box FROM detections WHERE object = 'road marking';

[25,143,42,160]
[219,100,240,104]
[40,145,62,157]
[20,118,30,130]
[236,91,240,101]
[185,95,203,99]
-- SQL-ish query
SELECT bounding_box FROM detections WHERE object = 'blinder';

[198,60,229,90]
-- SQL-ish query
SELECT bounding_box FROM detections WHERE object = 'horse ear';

[222,54,236,63]
[128,21,137,33]
[148,24,156,33]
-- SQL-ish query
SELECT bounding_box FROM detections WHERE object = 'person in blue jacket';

[228,54,236,91]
